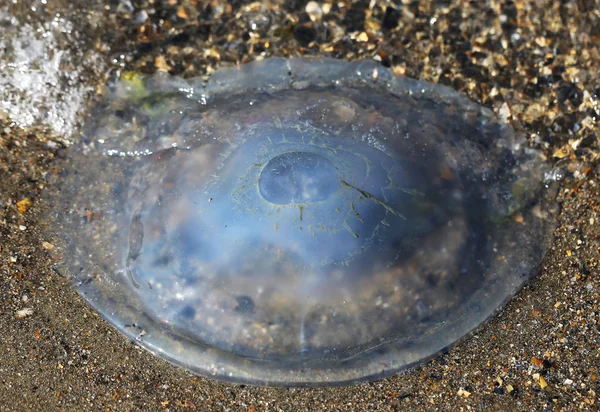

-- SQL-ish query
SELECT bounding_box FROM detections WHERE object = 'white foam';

[0,10,97,140]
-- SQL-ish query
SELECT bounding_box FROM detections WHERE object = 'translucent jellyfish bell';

[46,58,557,386]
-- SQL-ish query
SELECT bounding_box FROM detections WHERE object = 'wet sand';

[1,0,599,410]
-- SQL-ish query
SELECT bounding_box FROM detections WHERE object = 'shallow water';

[44,58,557,386]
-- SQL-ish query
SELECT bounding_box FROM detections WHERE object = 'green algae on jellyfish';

[45,58,558,386]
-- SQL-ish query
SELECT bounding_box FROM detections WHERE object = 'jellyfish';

[45,58,557,386]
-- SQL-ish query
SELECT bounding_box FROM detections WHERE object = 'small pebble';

[356,32,369,42]
[155,56,171,72]
[16,198,32,213]
[531,357,544,367]
[15,308,34,319]
[457,388,471,398]
[305,1,323,22]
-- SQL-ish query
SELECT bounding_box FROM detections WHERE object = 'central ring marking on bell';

[259,151,339,205]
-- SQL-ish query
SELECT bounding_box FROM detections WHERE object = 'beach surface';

[1,0,599,410]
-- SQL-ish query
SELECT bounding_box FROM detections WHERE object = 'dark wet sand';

[1,0,599,410]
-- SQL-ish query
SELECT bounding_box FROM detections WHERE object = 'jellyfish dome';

[47,58,556,385]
